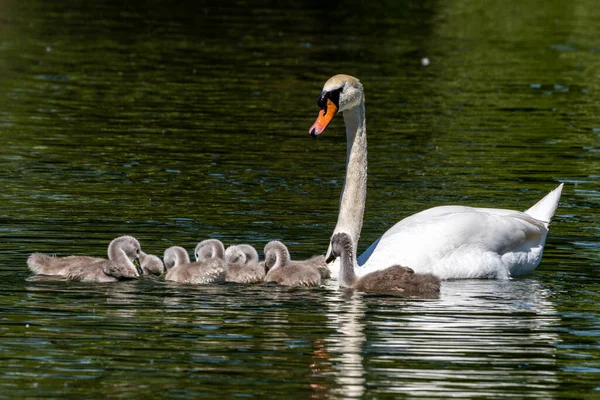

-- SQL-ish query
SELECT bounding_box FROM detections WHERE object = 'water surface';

[0,0,599,398]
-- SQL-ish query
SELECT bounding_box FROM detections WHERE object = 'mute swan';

[140,252,165,275]
[264,241,321,287]
[224,244,265,283]
[164,242,227,284]
[330,232,440,294]
[310,74,563,280]
[26,235,142,282]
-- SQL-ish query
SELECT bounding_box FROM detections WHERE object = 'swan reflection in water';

[322,278,560,398]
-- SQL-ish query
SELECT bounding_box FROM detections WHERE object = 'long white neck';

[327,101,367,260]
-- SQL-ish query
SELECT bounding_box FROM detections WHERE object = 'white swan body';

[310,74,563,280]
[356,186,562,280]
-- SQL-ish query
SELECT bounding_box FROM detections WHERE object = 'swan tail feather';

[524,183,563,224]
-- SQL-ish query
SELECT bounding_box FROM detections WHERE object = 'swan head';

[309,74,363,136]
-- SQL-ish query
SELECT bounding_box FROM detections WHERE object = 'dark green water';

[1,0,599,398]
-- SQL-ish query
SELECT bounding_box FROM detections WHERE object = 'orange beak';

[309,98,338,137]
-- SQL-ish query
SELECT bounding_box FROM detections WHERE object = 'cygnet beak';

[133,258,143,276]
[325,253,336,264]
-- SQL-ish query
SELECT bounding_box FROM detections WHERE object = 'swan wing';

[357,206,549,280]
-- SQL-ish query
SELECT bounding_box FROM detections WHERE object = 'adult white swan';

[309,74,563,280]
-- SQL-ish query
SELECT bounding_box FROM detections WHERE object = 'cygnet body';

[302,255,330,280]
[264,241,321,287]
[164,240,227,284]
[330,232,440,294]
[224,244,265,283]
[26,236,142,282]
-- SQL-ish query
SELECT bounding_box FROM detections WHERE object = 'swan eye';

[317,92,327,108]
[317,87,343,109]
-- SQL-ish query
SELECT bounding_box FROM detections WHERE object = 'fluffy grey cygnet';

[140,252,165,275]
[164,241,227,284]
[330,232,440,294]
[194,239,225,262]
[224,244,265,283]
[26,235,142,282]
[163,246,191,270]
[263,241,321,287]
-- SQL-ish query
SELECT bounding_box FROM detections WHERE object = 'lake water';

[1,0,599,398]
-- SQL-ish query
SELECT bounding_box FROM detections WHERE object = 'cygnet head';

[195,239,225,262]
[108,235,142,262]
[263,241,291,271]
[310,74,364,137]
[163,246,191,270]
[225,244,259,266]
[330,232,354,260]
[140,252,165,275]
